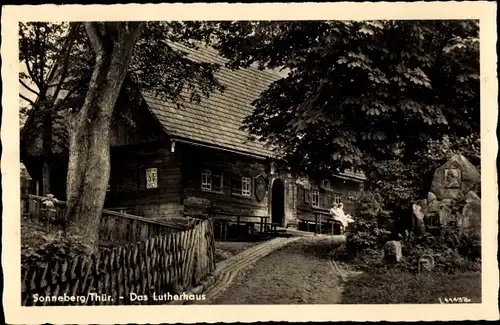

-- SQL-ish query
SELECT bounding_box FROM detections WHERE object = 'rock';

[418,254,435,272]
[438,204,453,226]
[427,192,437,202]
[427,199,440,213]
[411,155,480,240]
[191,285,204,295]
[460,200,481,238]
[383,240,402,263]
[465,190,481,203]
[441,198,456,206]
[412,204,426,235]
[430,154,481,200]
[427,199,454,225]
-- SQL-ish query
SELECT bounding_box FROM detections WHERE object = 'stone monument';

[383,240,402,263]
[412,154,481,238]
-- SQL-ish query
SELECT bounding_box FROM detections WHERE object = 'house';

[20,42,365,229]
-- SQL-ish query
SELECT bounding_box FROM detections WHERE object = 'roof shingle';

[142,42,283,158]
[141,42,366,180]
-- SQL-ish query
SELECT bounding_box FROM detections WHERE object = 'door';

[271,178,285,226]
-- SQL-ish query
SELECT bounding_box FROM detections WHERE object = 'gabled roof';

[141,42,284,159]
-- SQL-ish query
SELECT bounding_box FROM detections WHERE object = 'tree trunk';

[41,104,52,196]
[65,22,142,254]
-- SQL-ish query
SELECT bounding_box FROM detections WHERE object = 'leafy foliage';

[20,22,226,149]
[399,228,481,273]
[21,223,93,268]
[365,133,481,213]
[20,21,228,255]
[212,21,479,176]
[346,219,392,253]
[342,191,393,257]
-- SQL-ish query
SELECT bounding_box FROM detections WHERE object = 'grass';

[335,244,482,304]
[341,268,481,304]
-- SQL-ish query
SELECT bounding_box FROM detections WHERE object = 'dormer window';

[321,179,331,190]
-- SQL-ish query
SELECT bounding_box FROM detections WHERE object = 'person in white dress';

[329,202,354,233]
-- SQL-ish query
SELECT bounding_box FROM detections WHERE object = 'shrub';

[398,226,481,273]
[343,191,394,257]
[345,218,392,259]
[22,227,94,269]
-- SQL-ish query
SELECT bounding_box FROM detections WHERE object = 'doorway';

[271,178,285,227]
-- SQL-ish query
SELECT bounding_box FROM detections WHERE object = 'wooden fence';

[21,218,216,306]
[21,194,185,246]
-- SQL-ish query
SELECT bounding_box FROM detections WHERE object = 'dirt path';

[210,236,345,304]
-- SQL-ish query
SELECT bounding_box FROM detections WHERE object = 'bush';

[343,191,394,257]
[22,225,95,269]
[398,227,481,273]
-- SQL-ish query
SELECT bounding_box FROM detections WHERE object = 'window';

[334,194,342,205]
[201,169,212,191]
[312,190,320,208]
[304,189,310,204]
[241,177,251,197]
[212,172,223,192]
[321,179,331,190]
[146,168,158,189]
[201,169,223,192]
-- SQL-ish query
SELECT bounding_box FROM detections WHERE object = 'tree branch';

[85,22,105,55]
[20,93,38,107]
[51,22,82,105]
[19,79,40,96]
[39,25,46,89]
[54,85,81,111]
[32,24,44,90]
[22,45,42,90]
[45,22,82,85]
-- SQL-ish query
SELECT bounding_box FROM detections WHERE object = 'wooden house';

[21,42,365,229]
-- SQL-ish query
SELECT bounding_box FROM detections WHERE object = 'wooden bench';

[266,222,278,235]
[298,213,344,235]
[212,210,271,240]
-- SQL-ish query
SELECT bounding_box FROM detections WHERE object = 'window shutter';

[231,174,241,194]
[297,186,304,205]
[135,168,141,191]
[212,172,223,192]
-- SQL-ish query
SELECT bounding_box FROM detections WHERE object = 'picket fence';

[21,218,216,306]
[21,194,185,246]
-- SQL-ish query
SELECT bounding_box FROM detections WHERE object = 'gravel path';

[211,236,345,304]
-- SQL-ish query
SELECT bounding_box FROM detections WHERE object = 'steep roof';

[141,42,283,159]
[141,43,365,180]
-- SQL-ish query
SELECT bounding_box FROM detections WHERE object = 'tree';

[19,22,91,195]
[63,22,143,253]
[21,21,225,254]
[211,21,479,177]
[363,133,480,232]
